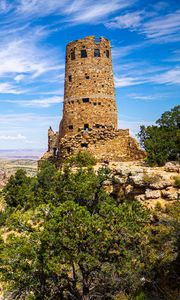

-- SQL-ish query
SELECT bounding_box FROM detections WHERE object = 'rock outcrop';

[101,161,180,208]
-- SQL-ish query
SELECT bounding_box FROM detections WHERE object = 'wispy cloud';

[115,59,180,88]
[0,113,61,148]
[0,82,26,94]
[1,0,136,27]
[151,68,180,85]
[5,96,63,108]
[66,0,135,24]
[0,37,63,79]
[0,133,26,140]
[107,10,144,29]
[127,93,155,101]
[115,76,145,87]
[141,10,180,40]
[107,9,180,43]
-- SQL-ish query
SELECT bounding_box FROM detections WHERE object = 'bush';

[66,151,96,167]
[138,106,180,166]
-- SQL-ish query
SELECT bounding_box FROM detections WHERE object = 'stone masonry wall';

[59,36,117,138]
[57,126,145,166]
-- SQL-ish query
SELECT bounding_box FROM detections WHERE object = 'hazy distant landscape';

[0,150,41,188]
[0,149,44,160]
[0,158,38,189]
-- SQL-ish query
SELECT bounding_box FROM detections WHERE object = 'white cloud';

[0,133,26,140]
[107,11,143,29]
[127,93,155,101]
[151,68,180,85]
[115,76,146,87]
[68,1,133,24]
[0,0,12,13]
[14,74,26,82]
[151,1,169,12]
[0,38,63,79]
[141,10,180,39]
[7,96,63,108]
[115,64,180,87]
[0,82,25,94]
[0,0,137,29]
[0,113,61,149]
[107,9,180,43]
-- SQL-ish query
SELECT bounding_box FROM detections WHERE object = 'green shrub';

[67,151,96,167]
[135,290,149,300]
[138,105,180,166]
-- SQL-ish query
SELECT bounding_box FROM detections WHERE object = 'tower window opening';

[94,49,100,57]
[82,45,86,48]
[84,124,89,131]
[85,75,90,79]
[106,50,110,58]
[96,124,100,128]
[81,142,88,148]
[71,50,75,60]
[81,50,87,58]
[68,75,72,82]
[53,148,58,157]
[68,125,73,130]
[98,102,101,105]
[83,98,89,103]
[67,147,71,154]
[93,102,97,106]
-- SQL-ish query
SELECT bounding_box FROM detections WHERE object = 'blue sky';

[0,0,179,150]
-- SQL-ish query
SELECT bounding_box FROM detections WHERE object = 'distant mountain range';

[0,149,45,160]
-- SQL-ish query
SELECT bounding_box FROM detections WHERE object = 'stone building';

[40,36,145,166]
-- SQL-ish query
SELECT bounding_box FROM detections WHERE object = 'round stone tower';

[59,36,117,138]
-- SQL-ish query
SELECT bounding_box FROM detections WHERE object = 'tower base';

[39,127,146,168]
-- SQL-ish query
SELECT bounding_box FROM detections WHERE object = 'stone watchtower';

[40,36,145,165]
[59,36,117,138]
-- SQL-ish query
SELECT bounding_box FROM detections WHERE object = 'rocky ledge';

[100,161,180,208]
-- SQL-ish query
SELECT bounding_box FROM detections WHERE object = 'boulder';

[164,162,180,173]
[145,189,161,199]
[161,187,179,200]
[102,180,113,194]
[135,194,146,201]
[130,173,146,187]
[149,175,172,189]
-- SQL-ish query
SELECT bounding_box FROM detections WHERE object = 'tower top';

[66,36,111,47]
